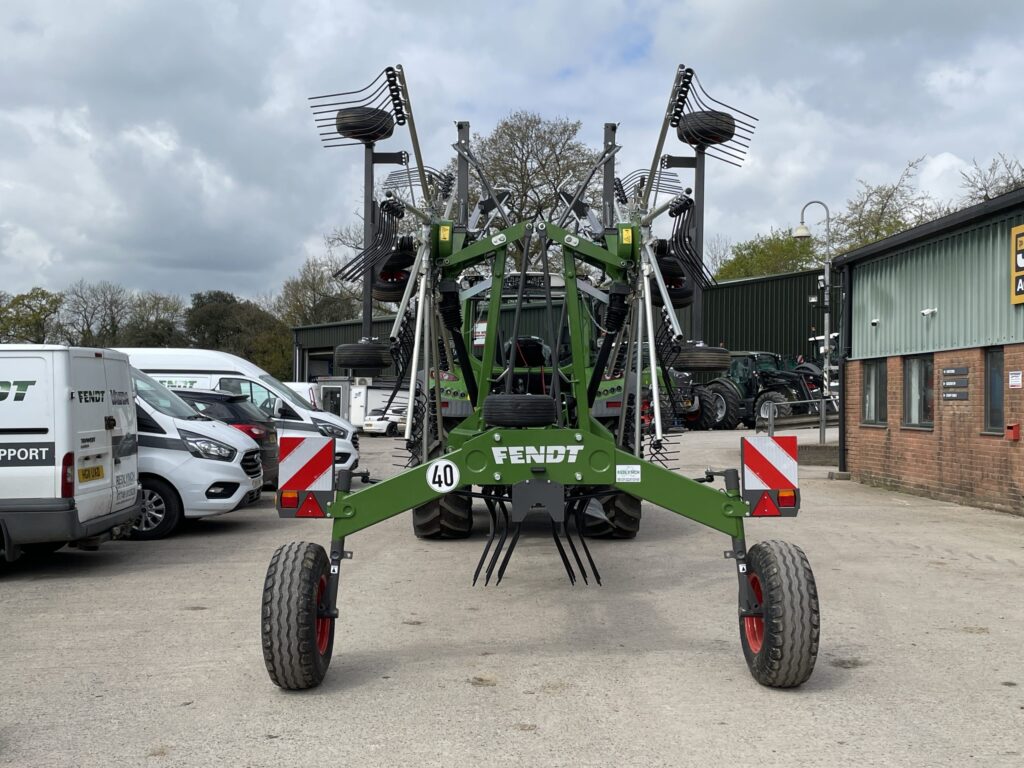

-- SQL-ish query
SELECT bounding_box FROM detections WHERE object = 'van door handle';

[105,416,117,430]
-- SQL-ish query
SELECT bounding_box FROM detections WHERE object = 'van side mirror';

[274,398,285,418]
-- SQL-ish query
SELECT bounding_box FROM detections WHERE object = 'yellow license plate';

[78,466,104,482]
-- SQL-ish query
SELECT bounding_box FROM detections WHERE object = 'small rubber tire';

[585,493,641,539]
[755,391,792,421]
[334,106,394,143]
[334,342,391,370]
[673,346,730,371]
[740,539,819,688]
[676,109,736,147]
[262,541,334,690]
[650,278,694,308]
[483,394,558,427]
[131,477,183,540]
[413,491,473,539]
[657,256,685,279]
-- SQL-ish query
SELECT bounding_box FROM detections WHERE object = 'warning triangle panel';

[752,492,780,517]
[296,494,324,518]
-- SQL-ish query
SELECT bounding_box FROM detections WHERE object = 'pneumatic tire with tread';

[673,346,730,372]
[413,491,473,539]
[584,493,641,539]
[709,381,742,430]
[334,342,391,370]
[740,539,819,688]
[755,391,792,421]
[262,541,334,690]
[483,394,558,427]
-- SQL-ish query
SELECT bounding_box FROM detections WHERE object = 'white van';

[130,368,262,539]
[0,345,141,561]
[117,349,359,470]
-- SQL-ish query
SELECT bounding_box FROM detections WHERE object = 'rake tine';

[550,518,576,585]
[484,499,509,586]
[473,494,499,586]
[576,501,602,586]
[495,522,523,586]
[562,501,588,585]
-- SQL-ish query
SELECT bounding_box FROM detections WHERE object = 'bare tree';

[704,234,734,276]
[959,153,1024,204]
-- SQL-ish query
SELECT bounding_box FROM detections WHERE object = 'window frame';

[983,347,1005,434]
[902,354,934,429]
[861,358,888,426]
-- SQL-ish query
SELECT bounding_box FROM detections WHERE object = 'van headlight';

[179,429,237,462]
[313,419,348,440]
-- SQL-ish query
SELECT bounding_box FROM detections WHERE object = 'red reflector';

[232,423,267,440]
[296,494,325,518]
[440,401,449,409]
[778,489,797,508]
[606,400,622,408]
[60,452,74,498]
[752,492,781,517]
[280,490,299,509]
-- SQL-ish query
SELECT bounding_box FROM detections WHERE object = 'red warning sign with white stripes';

[279,436,335,492]
[740,436,800,517]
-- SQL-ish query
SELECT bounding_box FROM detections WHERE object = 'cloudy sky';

[3,0,1024,298]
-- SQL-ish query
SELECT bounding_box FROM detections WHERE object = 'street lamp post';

[793,201,831,445]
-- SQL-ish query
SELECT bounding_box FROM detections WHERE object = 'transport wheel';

[335,106,395,143]
[673,346,730,371]
[262,541,334,690]
[650,277,694,308]
[131,477,183,540]
[740,540,819,688]
[709,381,741,430]
[483,394,559,427]
[585,493,641,539]
[334,342,391,370]
[409,418,473,540]
[371,269,410,302]
[755,391,792,422]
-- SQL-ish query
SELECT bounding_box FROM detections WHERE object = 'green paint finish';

[852,209,1024,358]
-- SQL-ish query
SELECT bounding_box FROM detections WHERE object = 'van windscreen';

[260,374,315,410]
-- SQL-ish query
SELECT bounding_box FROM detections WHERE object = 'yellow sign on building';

[1013,224,1024,304]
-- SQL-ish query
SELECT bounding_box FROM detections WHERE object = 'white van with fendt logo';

[0,345,142,562]
[117,348,359,471]
[130,368,263,539]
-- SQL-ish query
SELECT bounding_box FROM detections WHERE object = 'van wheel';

[132,478,183,540]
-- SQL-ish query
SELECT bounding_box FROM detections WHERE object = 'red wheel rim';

[315,575,331,656]
[743,573,765,654]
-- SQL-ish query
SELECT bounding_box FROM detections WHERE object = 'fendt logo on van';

[77,390,106,403]
[491,445,584,464]
[0,381,36,402]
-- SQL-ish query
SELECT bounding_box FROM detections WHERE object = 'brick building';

[835,188,1024,514]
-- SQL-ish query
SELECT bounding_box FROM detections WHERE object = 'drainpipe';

[838,262,853,472]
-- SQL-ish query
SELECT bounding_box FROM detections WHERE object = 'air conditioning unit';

[354,377,373,386]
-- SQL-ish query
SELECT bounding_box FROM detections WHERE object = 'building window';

[862,359,888,425]
[903,355,934,427]
[984,347,1004,433]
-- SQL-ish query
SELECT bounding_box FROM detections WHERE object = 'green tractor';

[262,65,820,692]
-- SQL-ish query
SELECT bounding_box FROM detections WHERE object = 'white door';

[69,351,114,522]
[104,357,139,512]
[0,352,56,499]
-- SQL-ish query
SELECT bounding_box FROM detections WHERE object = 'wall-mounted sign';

[1010,371,1023,389]
[1012,224,1024,305]
[942,391,969,401]
[941,378,969,388]
[941,367,968,376]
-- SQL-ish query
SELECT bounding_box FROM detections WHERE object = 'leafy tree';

[714,229,818,281]
[122,291,188,346]
[0,287,63,343]
[186,291,291,379]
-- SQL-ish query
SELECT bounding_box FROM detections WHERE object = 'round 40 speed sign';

[426,459,460,493]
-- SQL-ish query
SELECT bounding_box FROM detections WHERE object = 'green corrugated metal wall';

[851,209,1024,359]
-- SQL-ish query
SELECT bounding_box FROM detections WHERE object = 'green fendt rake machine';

[262,65,820,691]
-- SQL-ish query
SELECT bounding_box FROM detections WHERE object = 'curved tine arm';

[451,143,512,228]
[555,144,620,229]
[308,70,388,101]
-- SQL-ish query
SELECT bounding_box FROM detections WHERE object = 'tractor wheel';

[682,386,715,431]
[585,493,641,539]
[261,541,335,690]
[334,342,391,370]
[755,391,792,422]
[740,540,819,688]
[709,382,742,430]
[673,346,730,372]
[483,394,559,427]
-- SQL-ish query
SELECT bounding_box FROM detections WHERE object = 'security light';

[920,307,938,317]
[792,223,812,239]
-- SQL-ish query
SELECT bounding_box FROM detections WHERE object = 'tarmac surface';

[1,428,1022,767]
